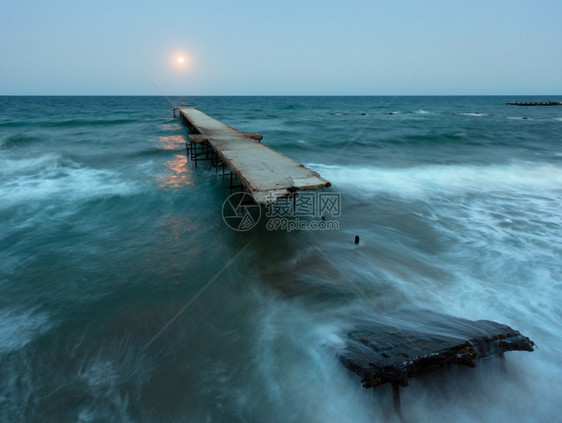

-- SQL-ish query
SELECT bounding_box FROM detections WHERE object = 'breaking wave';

[0,154,140,209]
[307,162,562,198]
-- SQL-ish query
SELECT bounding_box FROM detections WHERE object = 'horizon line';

[1,94,561,97]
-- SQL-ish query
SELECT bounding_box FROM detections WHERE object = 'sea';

[0,95,561,422]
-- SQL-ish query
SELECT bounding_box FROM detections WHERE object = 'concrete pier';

[177,107,331,205]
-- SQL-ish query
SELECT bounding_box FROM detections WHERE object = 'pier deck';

[178,107,330,204]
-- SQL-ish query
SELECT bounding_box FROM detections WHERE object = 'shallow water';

[0,95,561,422]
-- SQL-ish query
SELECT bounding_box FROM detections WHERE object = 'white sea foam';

[0,308,52,354]
[0,155,139,209]
[306,162,562,198]
[249,299,375,423]
[79,358,120,394]
[507,116,533,120]
[0,154,61,175]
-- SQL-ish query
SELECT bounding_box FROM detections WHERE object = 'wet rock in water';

[338,311,534,389]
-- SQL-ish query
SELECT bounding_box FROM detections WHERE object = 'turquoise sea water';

[1,96,561,422]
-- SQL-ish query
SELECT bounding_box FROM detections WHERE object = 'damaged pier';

[176,107,331,204]
[338,311,534,416]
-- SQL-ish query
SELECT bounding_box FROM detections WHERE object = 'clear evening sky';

[1,0,561,95]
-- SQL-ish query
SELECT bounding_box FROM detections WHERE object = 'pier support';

[392,383,402,419]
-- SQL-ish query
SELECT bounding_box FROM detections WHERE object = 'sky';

[1,0,561,95]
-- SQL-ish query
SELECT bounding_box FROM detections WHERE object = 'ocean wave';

[0,134,39,149]
[43,118,133,128]
[0,121,28,128]
[0,118,133,129]
[461,112,487,117]
[507,116,540,121]
[0,155,140,209]
[0,308,52,354]
[0,153,62,174]
[306,162,562,198]
[401,132,472,144]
